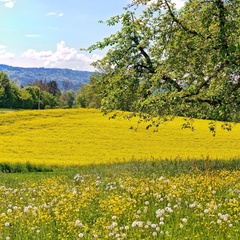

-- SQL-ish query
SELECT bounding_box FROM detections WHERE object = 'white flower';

[151,224,157,228]
[217,219,222,224]
[78,233,84,238]
[156,209,165,218]
[75,220,83,227]
[182,218,188,223]
[5,222,10,227]
[165,207,173,213]
[204,209,209,213]
[152,232,157,236]
[112,215,117,220]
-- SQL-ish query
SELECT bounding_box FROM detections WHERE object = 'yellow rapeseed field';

[0,108,240,166]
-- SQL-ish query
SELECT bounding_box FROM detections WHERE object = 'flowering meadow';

[0,161,239,239]
[0,109,240,166]
[0,109,239,239]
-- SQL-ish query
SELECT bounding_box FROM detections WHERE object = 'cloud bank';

[0,0,14,8]
[22,41,102,71]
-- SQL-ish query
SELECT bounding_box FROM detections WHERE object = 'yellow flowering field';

[0,164,239,239]
[0,108,240,166]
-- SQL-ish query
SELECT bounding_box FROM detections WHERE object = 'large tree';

[85,0,240,122]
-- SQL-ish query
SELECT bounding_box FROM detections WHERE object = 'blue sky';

[0,0,185,71]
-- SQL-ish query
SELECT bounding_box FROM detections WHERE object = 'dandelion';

[5,222,11,226]
[156,209,165,218]
[78,233,84,238]
[182,218,188,223]
[153,232,157,237]
[151,223,157,228]
[217,219,222,224]
[204,209,209,213]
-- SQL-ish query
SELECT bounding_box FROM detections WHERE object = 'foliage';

[0,162,53,173]
[86,0,240,122]
[74,73,104,109]
[60,89,75,108]
[30,80,61,98]
[0,109,240,166]
[0,161,239,239]
[0,72,59,109]
[0,72,12,107]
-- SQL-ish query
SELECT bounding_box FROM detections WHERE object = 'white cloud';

[0,0,14,8]
[21,41,103,71]
[0,45,15,59]
[47,12,64,17]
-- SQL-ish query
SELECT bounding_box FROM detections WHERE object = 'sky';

[0,0,185,71]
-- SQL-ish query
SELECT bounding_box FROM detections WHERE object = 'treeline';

[0,71,103,110]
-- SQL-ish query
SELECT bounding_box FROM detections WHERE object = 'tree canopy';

[86,0,240,123]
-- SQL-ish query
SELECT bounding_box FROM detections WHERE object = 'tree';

[74,73,105,109]
[0,72,11,108]
[85,0,240,122]
[25,86,58,109]
[60,90,75,108]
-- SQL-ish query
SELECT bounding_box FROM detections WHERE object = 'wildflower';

[151,223,157,228]
[132,221,143,227]
[6,237,10,240]
[112,215,117,220]
[75,220,83,227]
[217,219,222,224]
[5,222,11,227]
[182,218,188,223]
[204,209,209,213]
[165,207,173,213]
[156,209,165,218]
[78,233,84,238]
[153,232,157,237]
[179,224,184,228]
[124,226,129,230]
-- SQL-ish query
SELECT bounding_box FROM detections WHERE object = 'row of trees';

[0,71,99,109]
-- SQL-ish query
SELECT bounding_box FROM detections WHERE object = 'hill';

[0,64,93,91]
[0,109,240,166]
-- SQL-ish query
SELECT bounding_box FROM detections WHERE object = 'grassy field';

[0,108,240,166]
[0,109,239,239]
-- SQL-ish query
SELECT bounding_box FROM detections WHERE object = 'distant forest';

[0,68,102,110]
